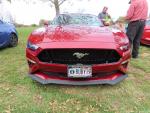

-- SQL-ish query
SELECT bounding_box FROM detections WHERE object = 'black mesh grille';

[42,70,118,79]
[38,49,121,65]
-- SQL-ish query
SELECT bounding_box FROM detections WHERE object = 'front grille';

[38,49,121,65]
[42,70,118,79]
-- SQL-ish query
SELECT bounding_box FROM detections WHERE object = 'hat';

[129,0,131,4]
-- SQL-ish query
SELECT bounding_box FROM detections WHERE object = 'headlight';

[27,41,39,51]
[119,37,129,44]
[119,44,129,51]
[119,37,130,51]
[115,36,130,51]
[113,30,130,51]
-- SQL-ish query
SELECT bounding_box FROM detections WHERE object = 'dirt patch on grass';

[141,53,150,58]
[128,63,150,84]
[128,64,146,75]
[48,98,100,113]
[15,85,30,95]
[0,83,12,90]
[144,73,150,80]
[33,94,43,105]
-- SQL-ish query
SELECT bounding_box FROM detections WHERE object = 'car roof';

[0,20,3,22]
[59,13,97,17]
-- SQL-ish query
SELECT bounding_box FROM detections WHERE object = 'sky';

[0,0,150,25]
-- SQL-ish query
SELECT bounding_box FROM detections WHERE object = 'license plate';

[68,65,92,78]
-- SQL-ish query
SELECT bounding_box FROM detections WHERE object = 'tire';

[9,33,18,47]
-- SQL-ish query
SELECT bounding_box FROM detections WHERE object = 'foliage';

[41,0,86,16]
[40,0,68,16]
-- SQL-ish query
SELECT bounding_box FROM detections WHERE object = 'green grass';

[0,27,150,113]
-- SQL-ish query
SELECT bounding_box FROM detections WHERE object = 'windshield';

[146,20,150,25]
[52,14,103,27]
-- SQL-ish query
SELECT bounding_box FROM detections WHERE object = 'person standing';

[98,6,112,26]
[126,0,148,58]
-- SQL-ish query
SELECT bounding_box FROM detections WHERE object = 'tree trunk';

[54,0,60,16]
[7,0,11,3]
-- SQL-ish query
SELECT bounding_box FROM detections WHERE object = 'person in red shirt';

[126,0,148,58]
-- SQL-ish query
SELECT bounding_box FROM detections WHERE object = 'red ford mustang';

[141,19,150,45]
[26,13,131,85]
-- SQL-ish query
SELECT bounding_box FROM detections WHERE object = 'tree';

[48,0,67,16]
[43,0,90,16]
[7,0,11,3]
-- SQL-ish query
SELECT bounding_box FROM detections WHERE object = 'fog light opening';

[121,60,129,68]
[27,58,36,67]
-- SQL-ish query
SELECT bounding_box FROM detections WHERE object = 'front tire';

[9,33,18,47]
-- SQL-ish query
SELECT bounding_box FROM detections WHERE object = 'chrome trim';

[27,58,36,64]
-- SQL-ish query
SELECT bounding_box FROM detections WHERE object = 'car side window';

[0,20,3,24]
[51,17,58,25]
[51,15,71,25]
[56,15,68,25]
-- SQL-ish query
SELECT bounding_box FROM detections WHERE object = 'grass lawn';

[0,27,150,113]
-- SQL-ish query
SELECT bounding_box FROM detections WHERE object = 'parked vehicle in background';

[26,13,131,85]
[141,19,150,46]
[0,20,18,48]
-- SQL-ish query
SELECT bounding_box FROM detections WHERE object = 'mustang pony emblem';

[73,52,89,59]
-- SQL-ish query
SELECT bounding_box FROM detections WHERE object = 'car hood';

[29,25,124,44]
[1,22,17,34]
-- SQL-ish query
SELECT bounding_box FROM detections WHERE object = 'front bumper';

[29,72,128,85]
[26,42,131,85]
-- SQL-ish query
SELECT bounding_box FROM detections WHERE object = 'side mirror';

[44,21,49,27]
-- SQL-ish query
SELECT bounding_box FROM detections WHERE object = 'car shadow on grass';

[141,44,150,48]
[0,47,8,51]
[0,46,18,51]
[32,79,123,89]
